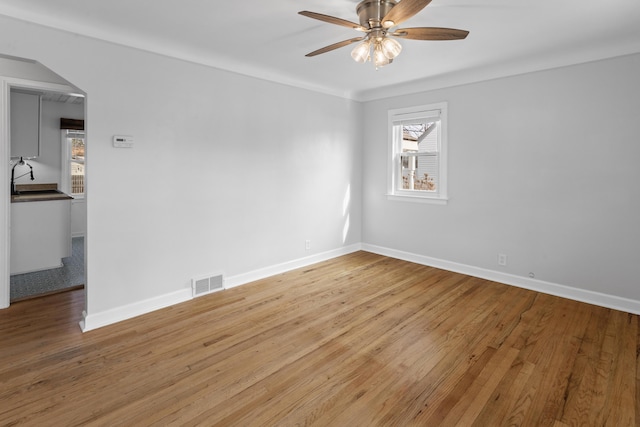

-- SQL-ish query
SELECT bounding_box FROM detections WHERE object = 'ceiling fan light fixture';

[300,0,469,68]
[351,39,371,63]
[373,41,392,69]
[381,36,402,59]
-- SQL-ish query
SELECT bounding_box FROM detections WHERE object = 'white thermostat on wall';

[113,135,134,148]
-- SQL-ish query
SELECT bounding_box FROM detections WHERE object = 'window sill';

[386,193,448,205]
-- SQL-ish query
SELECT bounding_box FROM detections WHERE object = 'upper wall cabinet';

[10,90,41,158]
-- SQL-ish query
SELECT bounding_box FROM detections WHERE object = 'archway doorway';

[1,54,87,322]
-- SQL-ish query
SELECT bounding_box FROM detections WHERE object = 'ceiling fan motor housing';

[356,0,397,29]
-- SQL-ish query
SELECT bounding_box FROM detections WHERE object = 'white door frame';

[0,77,80,309]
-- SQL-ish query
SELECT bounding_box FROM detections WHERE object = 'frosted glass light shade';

[373,42,392,68]
[351,40,371,63]
[381,37,402,59]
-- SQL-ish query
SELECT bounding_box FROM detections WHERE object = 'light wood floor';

[1,252,638,426]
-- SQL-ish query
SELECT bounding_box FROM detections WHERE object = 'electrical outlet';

[305,240,311,250]
[498,253,507,266]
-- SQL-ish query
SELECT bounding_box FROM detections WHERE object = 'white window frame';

[60,129,85,199]
[387,102,448,204]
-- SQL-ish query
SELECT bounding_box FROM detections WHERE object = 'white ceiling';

[1,0,640,101]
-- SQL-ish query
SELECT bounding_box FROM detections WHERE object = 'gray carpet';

[10,236,84,301]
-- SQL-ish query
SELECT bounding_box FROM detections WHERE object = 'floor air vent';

[192,274,224,297]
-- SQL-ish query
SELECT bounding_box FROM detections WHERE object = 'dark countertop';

[10,183,74,203]
[11,191,74,203]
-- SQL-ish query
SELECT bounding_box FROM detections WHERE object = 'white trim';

[225,244,362,289]
[361,243,640,315]
[80,243,362,332]
[386,194,448,205]
[391,108,442,124]
[387,102,448,203]
[61,129,85,197]
[80,288,193,332]
[0,80,10,309]
[2,78,77,97]
[0,77,79,310]
[59,239,640,330]
[60,129,71,193]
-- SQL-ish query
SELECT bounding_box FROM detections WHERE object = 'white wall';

[0,15,363,325]
[362,54,640,306]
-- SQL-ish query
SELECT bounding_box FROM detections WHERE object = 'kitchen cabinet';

[10,198,71,275]
[10,90,41,158]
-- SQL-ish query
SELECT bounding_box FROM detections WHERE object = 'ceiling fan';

[299,0,469,69]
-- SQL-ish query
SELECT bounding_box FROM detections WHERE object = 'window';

[61,129,85,197]
[388,102,447,204]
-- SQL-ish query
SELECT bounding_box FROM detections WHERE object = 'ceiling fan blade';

[392,27,469,40]
[305,37,366,57]
[382,0,433,28]
[299,11,368,32]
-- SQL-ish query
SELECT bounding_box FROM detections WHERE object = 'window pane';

[69,134,85,195]
[71,137,84,160]
[71,160,84,194]
[398,120,439,192]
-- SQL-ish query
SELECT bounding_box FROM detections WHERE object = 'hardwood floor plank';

[416,287,538,425]
[442,346,521,425]
[559,307,614,425]
[593,311,637,426]
[0,252,637,426]
[520,298,593,426]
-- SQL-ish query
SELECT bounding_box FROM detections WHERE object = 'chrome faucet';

[10,157,34,195]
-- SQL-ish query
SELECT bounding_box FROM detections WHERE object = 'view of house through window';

[388,102,448,203]
[67,130,85,196]
[400,121,439,192]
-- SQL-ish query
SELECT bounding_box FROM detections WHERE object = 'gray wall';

[362,54,640,302]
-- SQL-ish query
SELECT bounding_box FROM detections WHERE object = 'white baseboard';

[80,241,637,332]
[224,244,362,289]
[80,288,192,332]
[11,262,64,275]
[80,244,362,332]
[361,243,640,315]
